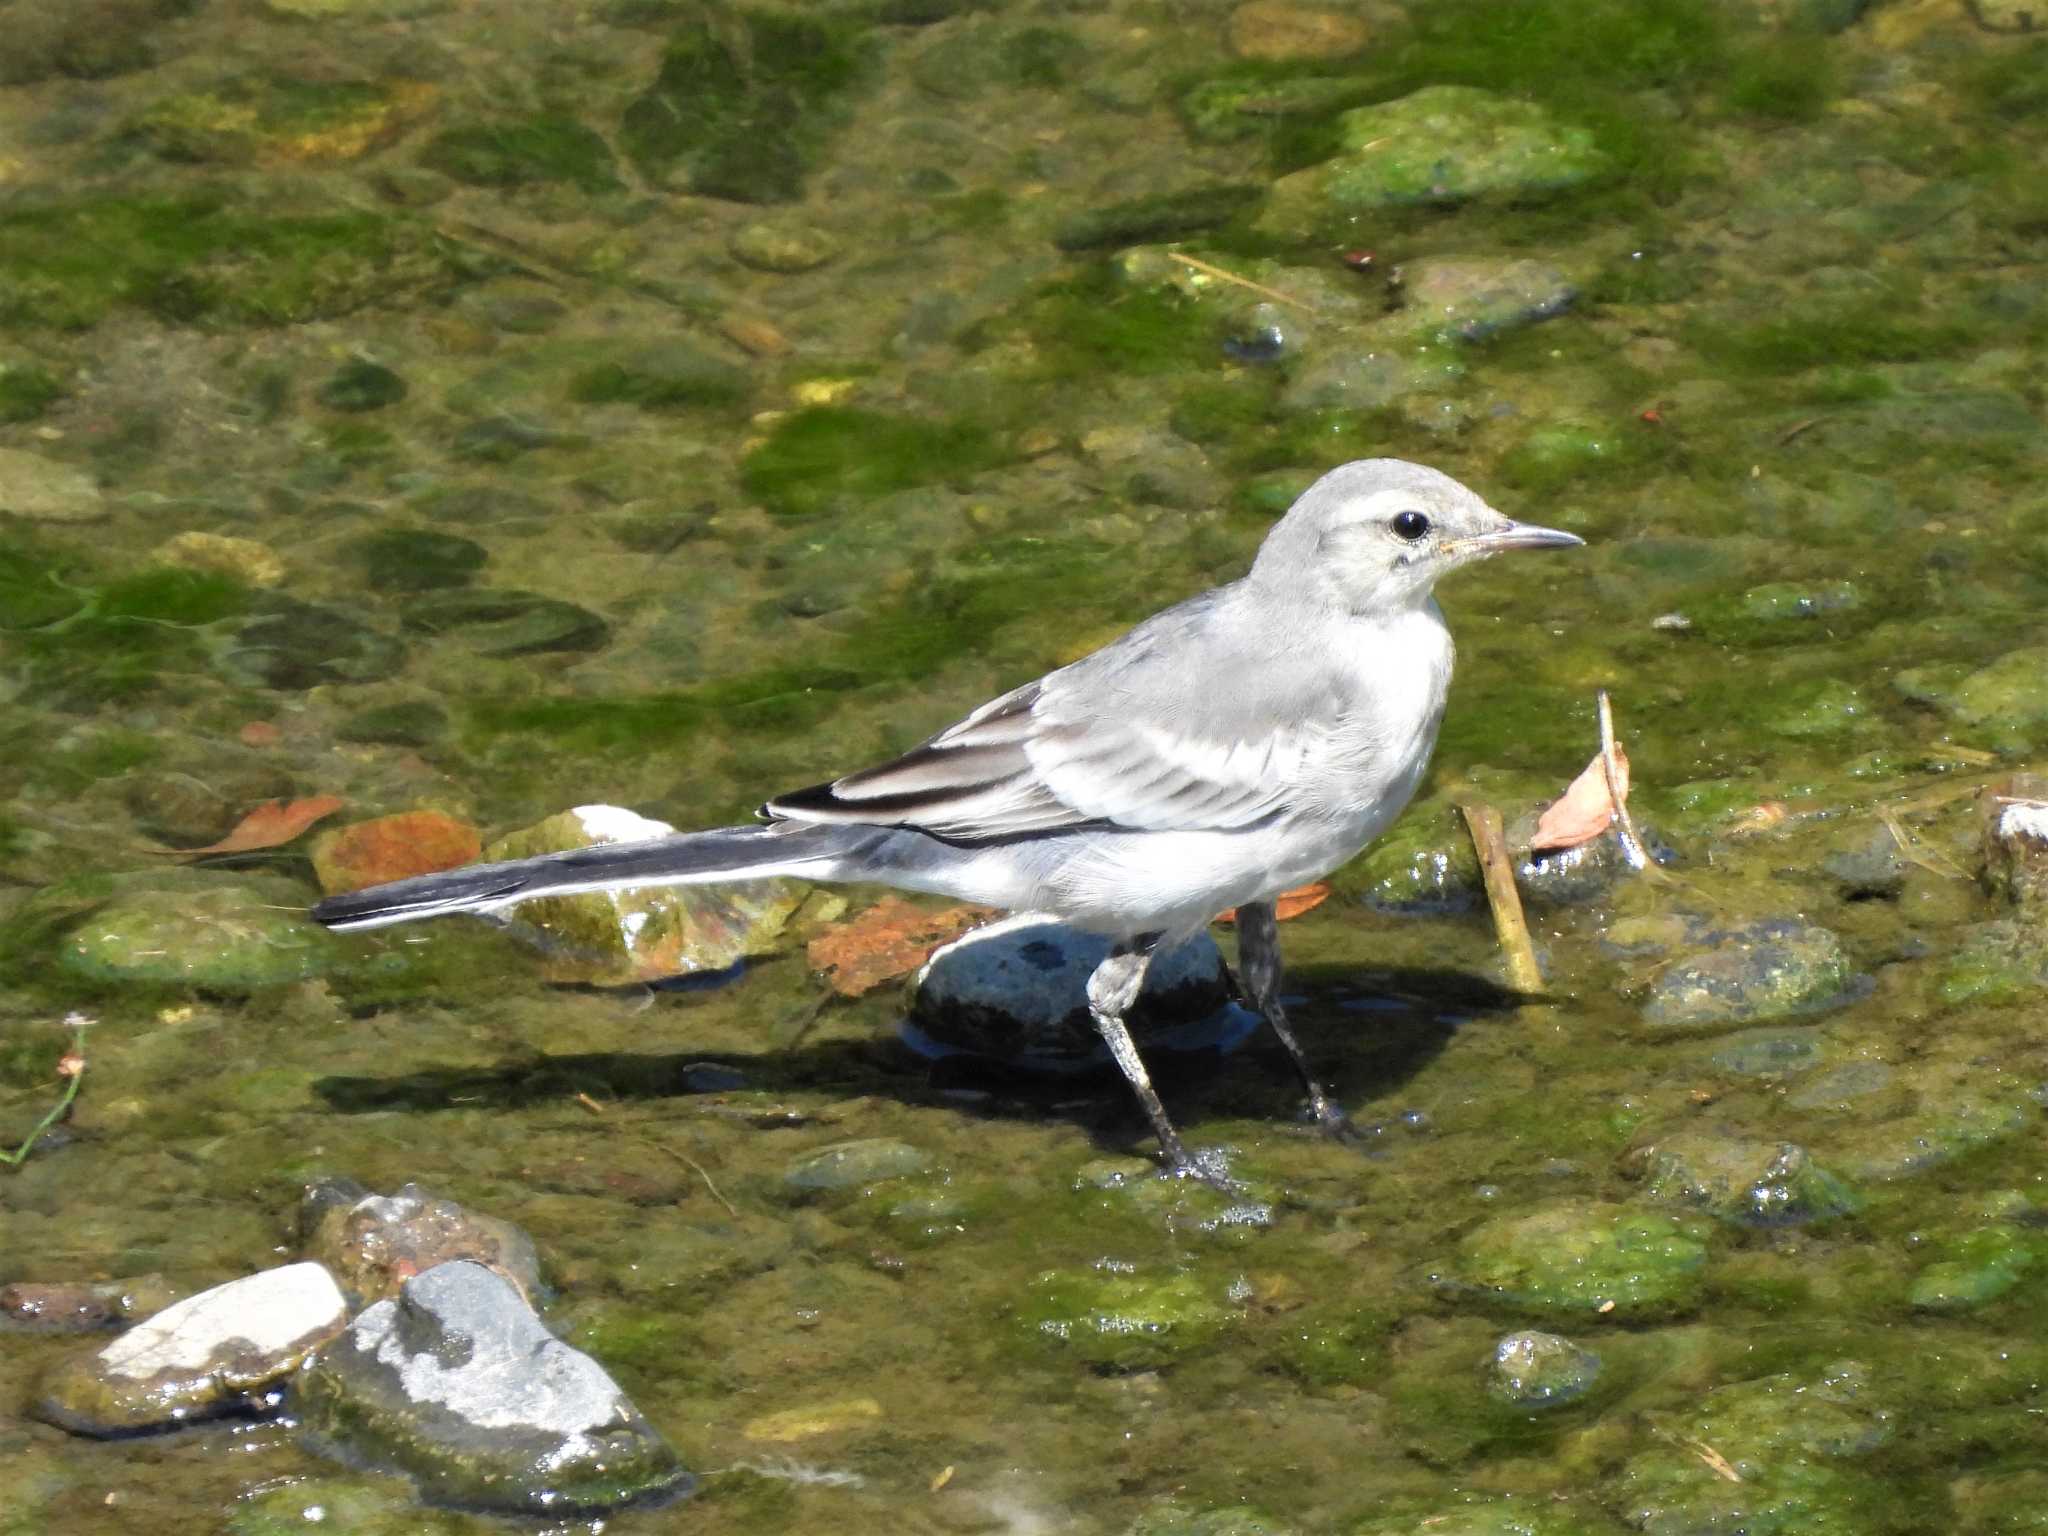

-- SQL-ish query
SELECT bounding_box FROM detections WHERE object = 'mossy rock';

[133,77,437,164]
[0,196,448,330]
[1897,647,2048,737]
[317,359,408,412]
[1940,920,2048,1006]
[420,115,621,193]
[1623,1131,1860,1227]
[1021,1267,1233,1370]
[1451,1200,1710,1318]
[1639,921,1855,1032]
[568,344,750,410]
[0,359,65,422]
[620,7,878,202]
[346,528,487,592]
[56,872,345,992]
[1257,85,1607,237]
[1910,1224,2042,1312]
[402,589,608,656]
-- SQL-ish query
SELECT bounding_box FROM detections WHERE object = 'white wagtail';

[314,459,1581,1175]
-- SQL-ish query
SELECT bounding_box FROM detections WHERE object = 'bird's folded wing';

[763,637,1323,841]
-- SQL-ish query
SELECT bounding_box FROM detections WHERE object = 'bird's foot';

[1161,1142,1240,1193]
[1303,1094,1361,1144]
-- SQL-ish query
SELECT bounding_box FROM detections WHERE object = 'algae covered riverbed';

[4,0,2048,1530]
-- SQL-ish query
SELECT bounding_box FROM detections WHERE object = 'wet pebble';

[316,358,407,412]
[908,913,1252,1071]
[36,1263,346,1436]
[299,1177,544,1307]
[1486,1329,1602,1409]
[783,1138,933,1192]
[1,1275,184,1333]
[220,595,406,689]
[296,1260,691,1514]
[153,531,286,587]
[402,587,610,656]
[1940,919,2048,1006]
[1639,920,1855,1032]
[1022,1266,1233,1370]
[1397,256,1577,342]
[728,218,842,273]
[1226,1,1372,59]
[346,527,488,592]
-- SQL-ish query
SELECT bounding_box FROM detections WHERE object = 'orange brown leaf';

[1531,746,1630,854]
[806,898,995,997]
[312,811,485,895]
[163,794,346,857]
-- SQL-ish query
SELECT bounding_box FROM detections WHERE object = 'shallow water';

[3,0,2048,1531]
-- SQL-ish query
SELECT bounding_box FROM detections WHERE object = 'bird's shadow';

[310,961,1526,1147]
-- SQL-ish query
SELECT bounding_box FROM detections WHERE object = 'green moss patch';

[421,115,621,193]
[740,406,1005,516]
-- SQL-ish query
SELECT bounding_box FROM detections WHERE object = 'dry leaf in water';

[162,794,346,857]
[1530,747,1630,853]
[1217,882,1330,925]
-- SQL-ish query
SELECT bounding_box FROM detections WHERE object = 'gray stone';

[907,913,1251,1070]
[296,1261,691,1514]
[0,447,102,522]
[300,1178,544,1308]
[1640,921,1855,1032]
[1622,1131,1859,1227]
[1396,257,1577,342]
[1487,1329,1601,1409]
[36,1263,346,1436]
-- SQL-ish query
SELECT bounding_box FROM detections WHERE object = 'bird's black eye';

[1391,510,1431,541]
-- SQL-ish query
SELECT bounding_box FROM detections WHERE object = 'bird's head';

[1252,458,1582,612]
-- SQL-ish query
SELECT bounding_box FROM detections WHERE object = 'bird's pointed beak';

[1451,519,1585,557]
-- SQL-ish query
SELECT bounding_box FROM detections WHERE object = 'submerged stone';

[482,805,803,986]
[1622,1131,1860,1226]
[1486,1329,1602,1409]
[1227,1,1371,60]
[1179,75,1368,144]
[153,531,286,588]
[36,1263,346,1436]
[403,588,609,656]
[318,358,408,412]
[58,871,345,992]
[346,528,487,592]
[221,596,407,689]
[907,913,1249,1071]
[296,1261,691,1514]
[1896,647,2048,735]
[729,218,841,273]
[1640,921,1855,1032]
[783,1138,933,1192]
[1053,183,1265,252]
[0,448,102,522]
[300,1178,544,1308]
[1449,1200,1709,1319]
[567,343,750,411]
[1258,85,1606,236]
[1397,257,1577,343]
[2,1275,185,1333]
[1022,1266,1233,1370]
[1940,920,2048,1006]
[1821,1044,2040,1182]
[312,811,483,895]
[1909,1224,2041,1312]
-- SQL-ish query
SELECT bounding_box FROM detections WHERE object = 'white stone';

[0,448,102,522]
[570,804,675,844]
[98,1261,346,1379]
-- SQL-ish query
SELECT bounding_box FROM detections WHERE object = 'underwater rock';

[1448,1200,1709,1319]
[346,528,487,592]
[729,218,842,273]
[1,1275,185,1333]
[296,1261,691,1514]
[1053,184,1265,252]
[58,871,346,992]
[1615,1366,1892,1534]
[906,913,1249,1071]
[1639,920,1855,1032]
[481,805,804,986]
[153,531,286,588]
[1257,85,1606,236]
[402,587,609,656]
[1486,1329,1602,1409]
[0,447,102,522]
[1896,646,2048,738]
[220,596,407,689]
[1820,1042,2040,1182]
[782,1138,933,1193]
[1021,1265,1234,1370]
[568,343,751,411]
[1227,1,1372,59]
[1909,1221,2041,1312]
[316,358,407,412]
[1396,256,1578,343]
[1621,1130,1859,1227]
[1820,823,1909,900]
[311,811,483,895]
[36,1263,346,1436]
[1940,919,2048,1006]
[300,1178,544,1308]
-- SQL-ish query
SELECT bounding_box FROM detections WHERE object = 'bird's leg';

[1236,900,1350,1137]
[1085,938,1200,1176]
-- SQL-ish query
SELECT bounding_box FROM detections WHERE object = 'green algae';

[739,407,1004,517]
[620,7,878,202]
[0,196,443,330]
[132,76,430,164]
[0,359,65,422]
[420,115,621,193]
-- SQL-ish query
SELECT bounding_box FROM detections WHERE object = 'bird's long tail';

[310,821,875,933]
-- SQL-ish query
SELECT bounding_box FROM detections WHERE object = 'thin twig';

[634,1134,740,1218]
[1875,807,1968,880]
[1459,803,1544,994]
[1597,691,1654,872]
[1166,252,1320,315]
